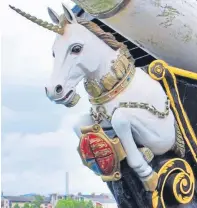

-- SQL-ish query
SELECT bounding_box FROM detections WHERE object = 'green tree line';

[55,198,94,208]
[13,196,95,208]
[13,195,44,208]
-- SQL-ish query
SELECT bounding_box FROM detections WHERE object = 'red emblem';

[80,133,116,175]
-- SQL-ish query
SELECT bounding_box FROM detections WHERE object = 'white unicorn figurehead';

[9,3,129,107]
[10,4,129,107]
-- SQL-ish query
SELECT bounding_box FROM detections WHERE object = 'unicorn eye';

[71,45,82,54]
[53,51,55,58]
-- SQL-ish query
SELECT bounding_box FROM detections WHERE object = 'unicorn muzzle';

[55,89,74,103]
[45,86,80,107]
[57,89,81,107]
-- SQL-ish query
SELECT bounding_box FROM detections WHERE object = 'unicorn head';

[9,4,123,107]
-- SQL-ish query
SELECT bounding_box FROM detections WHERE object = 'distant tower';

[65,172,69,196]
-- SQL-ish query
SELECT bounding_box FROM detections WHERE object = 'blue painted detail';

[127,77,130,81]
[72,5,82,14]
[86,158,102,175]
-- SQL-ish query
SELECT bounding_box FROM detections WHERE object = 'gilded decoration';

[78,124,127,182]
[78,124,160,188]
[84,79,103,98]
[151,158,195,208]
[148,60,197,207]
[148,62,166,81]
[89,65,135,105]
[172,121,186,158]
[111,53,130,79]
[85,52,136,105]
[148,60,197,163]
[65,93,81,107]
[143,171,159,192]
[100,73,118,91]
[139,147,154,163]
[90,97,170,124]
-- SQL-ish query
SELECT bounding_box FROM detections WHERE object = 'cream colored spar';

[74,0,197,72]
[102,0,197,72]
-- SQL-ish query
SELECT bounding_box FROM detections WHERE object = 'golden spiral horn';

[9,5,64,35]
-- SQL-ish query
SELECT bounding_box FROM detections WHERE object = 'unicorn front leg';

[111,108,160,192]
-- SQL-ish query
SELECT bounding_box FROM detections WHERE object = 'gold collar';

[89,64,135,105]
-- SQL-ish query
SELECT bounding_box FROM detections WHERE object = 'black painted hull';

[107,65,197,208]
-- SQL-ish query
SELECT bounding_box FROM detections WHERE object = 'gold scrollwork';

[101,171,121,182]
[152,158,195,208]
[173,171,194,204]
[148,62,166,81]
[81,124,101,134]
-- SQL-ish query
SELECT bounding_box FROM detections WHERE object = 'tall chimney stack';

[65,172,69,196]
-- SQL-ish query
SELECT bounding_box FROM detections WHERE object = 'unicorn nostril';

[55,85,63,94]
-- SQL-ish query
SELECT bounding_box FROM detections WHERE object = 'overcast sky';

[1,0,110,196]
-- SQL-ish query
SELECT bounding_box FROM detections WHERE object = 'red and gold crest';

[78,124,126,182]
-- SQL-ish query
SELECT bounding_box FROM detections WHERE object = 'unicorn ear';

[48,7,60,24]
[62,3,77,24]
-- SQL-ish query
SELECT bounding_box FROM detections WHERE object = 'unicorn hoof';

[141,171,159,192]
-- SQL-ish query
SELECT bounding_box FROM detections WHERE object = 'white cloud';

[1,83,107,195]
[2,106,39,122]
[1,106,18,121]
[1,113,110,195]
[1,173,17,184]
[2,0,110,196]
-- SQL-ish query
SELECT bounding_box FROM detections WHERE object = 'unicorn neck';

[83,48,133,99]
[86,49,120,80]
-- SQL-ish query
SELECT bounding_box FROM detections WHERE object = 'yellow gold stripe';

[169,67,197,80]
[163,78,197,162]
[168,70,197,145]
[150,60,197,80]
[149,60,197,162]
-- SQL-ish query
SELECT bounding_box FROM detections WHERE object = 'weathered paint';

[99,0,197,72]
[72,0,127,18]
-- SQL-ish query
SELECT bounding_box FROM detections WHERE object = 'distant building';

[1,195,9,208]
[43,193,117,208]
[1,194,52,208]
[49,194,66,208]
[1,192,117,208]
[78,193,118,208]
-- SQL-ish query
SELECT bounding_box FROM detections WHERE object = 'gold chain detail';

[90,98,170,124]
[119,98,170,118]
